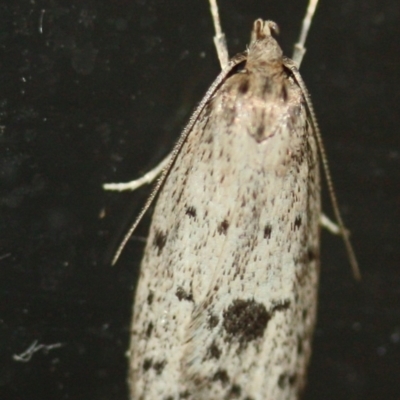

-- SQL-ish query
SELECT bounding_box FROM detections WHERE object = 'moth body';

[129,20,320,400]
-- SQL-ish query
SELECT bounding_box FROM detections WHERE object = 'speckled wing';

[129,24,320,400]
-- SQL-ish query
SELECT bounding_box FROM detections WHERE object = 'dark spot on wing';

[262,78,272,96]
[278,373,297,389]
[147,291,154,305]
[179,391,191,399]
[212,369,229,386]
[208,313,219,329]
[225,105,236,128]
[142,359,167,377]
[207,341,221,359]
[288,105,302,129]
[264,224,272,239]
[281,83,288,102]
[176,286,193,302]
[146,321,153,338]
[294,215,302,230]
[254,124,265,142]
[228,384,242,398]
[185,205,197,219]
[308,246,316,261]
[223,299,270,344]
[238,78,250,94]
[153,229,167,255]
[143,358,152,371]
[153,360,167,375]
[297,336,304,355]
[176,187,185,204]
[271,299,291,312]
[205,133,213,144]
[217,219,230,235]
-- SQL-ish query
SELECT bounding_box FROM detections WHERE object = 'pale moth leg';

[103,154,171,192]
[320,213,340,235]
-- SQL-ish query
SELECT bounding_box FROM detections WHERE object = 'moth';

[104,1,359,398]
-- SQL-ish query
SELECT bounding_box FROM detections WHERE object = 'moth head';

[249,19,283,63]
[251,19,279,42]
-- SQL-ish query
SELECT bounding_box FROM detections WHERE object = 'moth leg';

[321,213,360,279]
[292,0,319,67]
[320,213,341,235]
[208,0,229,69]
[103,153,171,192]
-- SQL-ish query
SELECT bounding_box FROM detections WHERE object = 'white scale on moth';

[104,0,360,399]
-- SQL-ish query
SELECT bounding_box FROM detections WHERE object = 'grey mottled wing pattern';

[129,32,320,400]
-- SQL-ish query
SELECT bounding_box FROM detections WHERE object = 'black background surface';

[1,0,399,399]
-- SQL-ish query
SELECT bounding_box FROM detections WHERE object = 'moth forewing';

[129,19,320,400]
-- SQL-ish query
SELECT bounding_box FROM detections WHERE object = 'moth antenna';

[284,59,361,280]
[293,0,320,67]
[208,0,229,68]
[111,52,247,265]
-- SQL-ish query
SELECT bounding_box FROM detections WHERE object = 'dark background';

[1,0,398,399]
